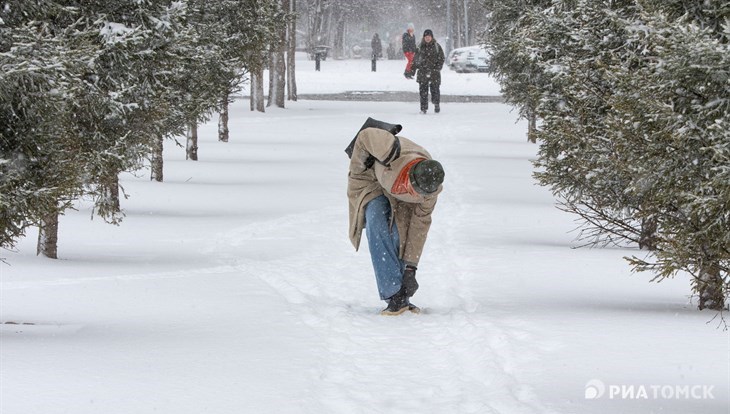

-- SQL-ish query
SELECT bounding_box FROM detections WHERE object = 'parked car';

[447,48,467,70]
[448,46,488,73]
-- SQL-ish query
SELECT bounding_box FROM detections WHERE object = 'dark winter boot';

[381,289,409,316]
[434,104,440,113]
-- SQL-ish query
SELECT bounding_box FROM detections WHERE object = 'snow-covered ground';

[255,52,502,96]
[1,57,728,414]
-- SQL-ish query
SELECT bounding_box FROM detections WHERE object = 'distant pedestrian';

[412,29,445,114]
[387,42,396,60]
[402,23,416,79]
[371,33,382,72]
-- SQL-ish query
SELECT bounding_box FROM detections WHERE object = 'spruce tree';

[0,1,87,252]
[612,9,730,310]
[481,0,729,310]
[526,1,649,248]
[2,1,198,254]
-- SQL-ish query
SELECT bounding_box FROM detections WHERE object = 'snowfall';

[1,55,728,414]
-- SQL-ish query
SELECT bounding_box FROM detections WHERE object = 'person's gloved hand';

[402,265,419,297]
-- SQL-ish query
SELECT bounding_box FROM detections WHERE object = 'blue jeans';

[364,195,405,300]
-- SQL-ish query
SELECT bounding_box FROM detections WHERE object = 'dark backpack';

[344,117,402,169]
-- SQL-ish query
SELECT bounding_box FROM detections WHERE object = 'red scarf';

[391,158,426,196]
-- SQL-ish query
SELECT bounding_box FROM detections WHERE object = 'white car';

[448,46,488,73]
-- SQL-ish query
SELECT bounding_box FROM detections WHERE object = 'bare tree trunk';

[96,169,122,223]
[37,208,59,259]
[150,135,164,182]
[268,5,287,110]
[275,58,286,108]
[463,0,470,46]
[333,14,345,59]
[267,21,286,109]
[697,260,726,311]
[108,174,120,212]
[251,66,265,112]
[287,0,298,101]
[267,51,274,107]
[186,121,198,161]
[454,0,464,48]
[267,52,286,108]
[527,104,537,144]
[218,92,229,142]
[102,169,120,213]
[638,216,657,250]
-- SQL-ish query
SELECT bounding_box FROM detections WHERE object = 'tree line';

[0,0,293,259]
[479,0,729,311]
[299,0,489,59]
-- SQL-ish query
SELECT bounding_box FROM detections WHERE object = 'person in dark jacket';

[371,33,382,72]
[412,29,445,114]
[402,23,417,79]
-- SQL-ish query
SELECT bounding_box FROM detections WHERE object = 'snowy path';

[2,99,727,414]
[197,102,561,413]
[209,204,554,414]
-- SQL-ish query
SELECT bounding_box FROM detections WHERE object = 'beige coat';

[347,127,441,267]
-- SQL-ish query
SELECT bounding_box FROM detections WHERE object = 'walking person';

[371,33,382,72]
[412,29,445,114]
[402,23,417,79]
[346,121,445,315]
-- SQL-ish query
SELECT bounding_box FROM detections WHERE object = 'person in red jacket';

[402,23,417,79]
